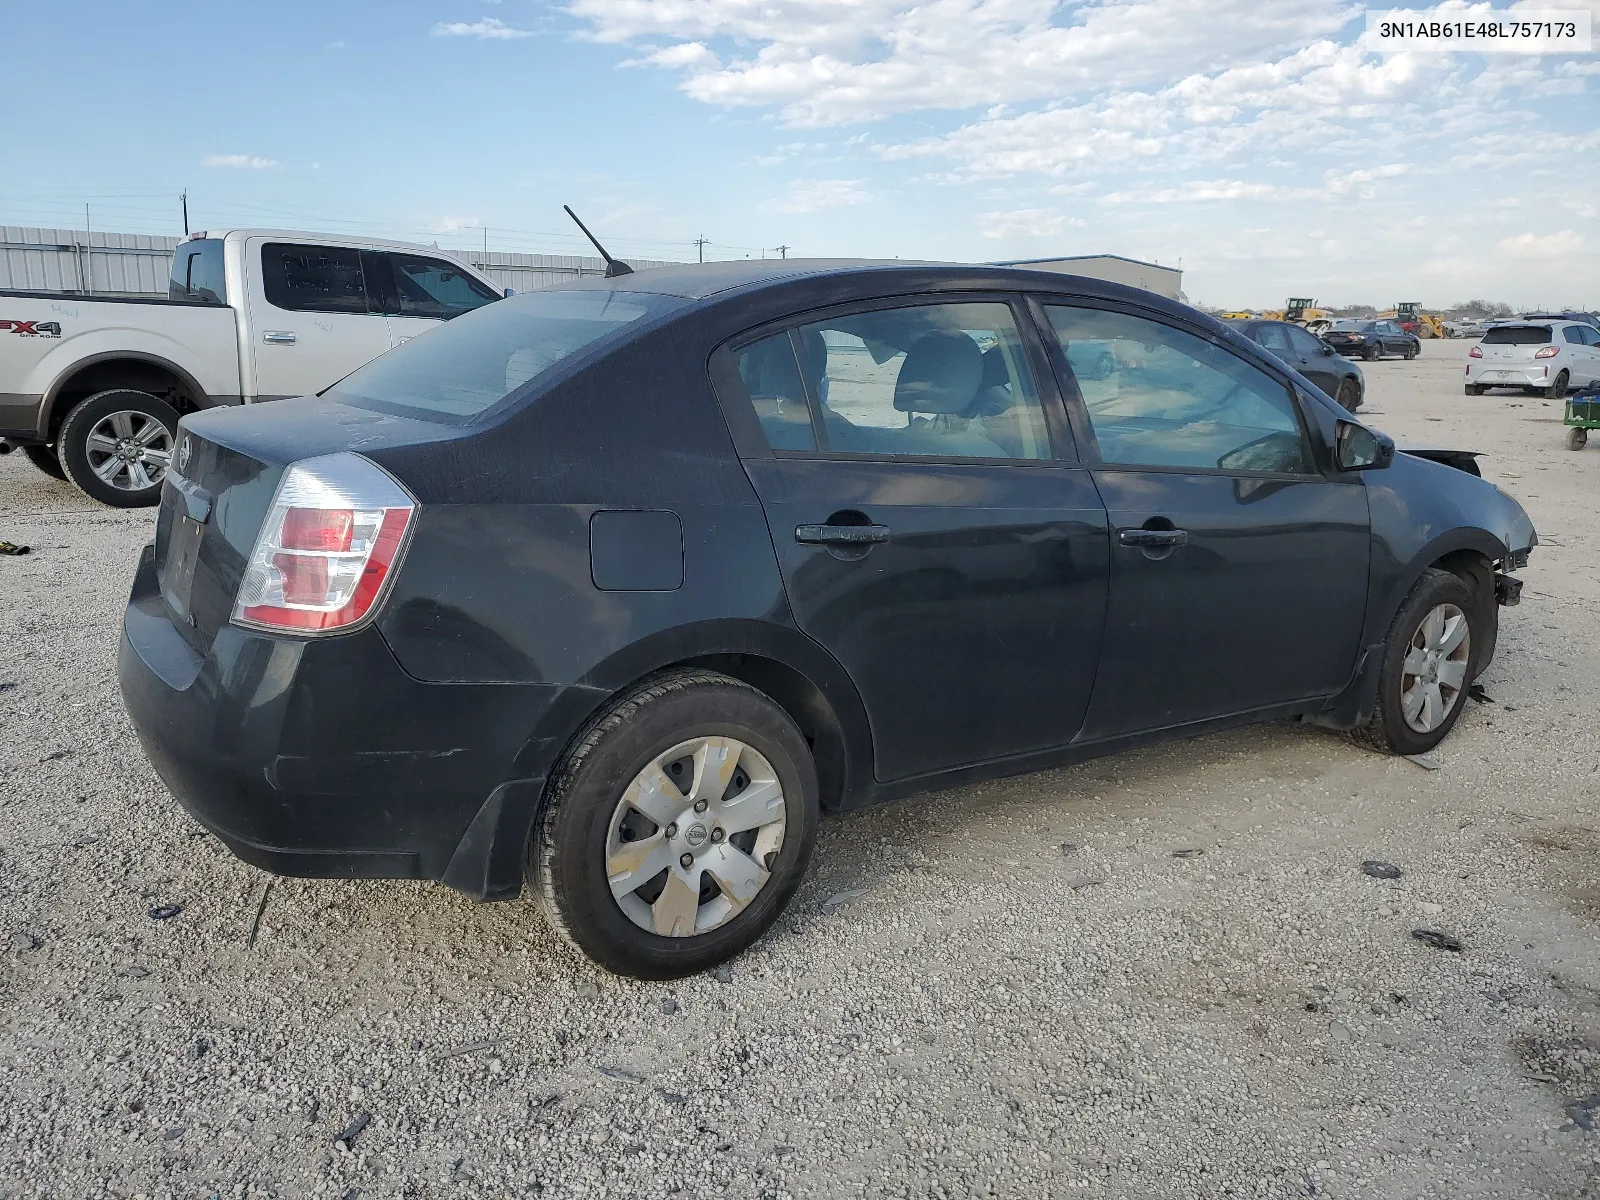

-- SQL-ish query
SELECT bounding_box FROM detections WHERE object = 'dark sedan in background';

[1324,319,1422,361]
[1226,318,1365,410]
[119,259,1536,978]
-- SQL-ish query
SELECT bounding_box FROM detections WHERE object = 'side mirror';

[1320,343,1335,356]
[1335,420,1394,471]
[503,287,516,298]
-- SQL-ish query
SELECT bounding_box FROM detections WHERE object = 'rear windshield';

[1482,325,1552,345]
[324,289,683,422]
[1329,320,1373,331]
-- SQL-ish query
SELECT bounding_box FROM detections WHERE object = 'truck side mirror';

[1335,420,1394,471]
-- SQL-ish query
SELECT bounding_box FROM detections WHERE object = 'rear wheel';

[1363,343,1380,362]
[1465,384,1485,396]
[1567,426,1589,451]
[1546,370,1570,400]
[1335,379,1360,411]
[1403,343,1418,360]
[57,389,178,508]
[1351,568,1479,756]
[21,444,66,481]
[534,670,820,979]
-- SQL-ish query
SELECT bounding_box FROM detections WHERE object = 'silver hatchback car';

[1466,320,1600,398]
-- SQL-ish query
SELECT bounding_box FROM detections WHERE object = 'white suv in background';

[1466,320,1600,398]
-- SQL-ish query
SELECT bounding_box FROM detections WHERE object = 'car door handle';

[1119,528,1188,548]
[796,523,891,545]
[262,331,296,345]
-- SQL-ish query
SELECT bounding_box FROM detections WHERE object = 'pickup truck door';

[244,240,394,401]
[368,251,501,349]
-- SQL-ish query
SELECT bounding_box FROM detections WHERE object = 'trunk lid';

[154,396,460,655]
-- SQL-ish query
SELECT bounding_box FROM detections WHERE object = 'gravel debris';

[1361,859,1403,880]
[2,343,1598,1197]
[1413,928,1465,952]
[820,887,867,915]
[145,903,182,921]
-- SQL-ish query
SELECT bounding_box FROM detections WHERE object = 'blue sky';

[2,0,1595,307]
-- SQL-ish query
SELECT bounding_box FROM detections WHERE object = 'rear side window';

[261,243,369,314]
[383,254,501,319]
[1253,324,1291,354]
[734,301,1052,460]
[324,289,681,422]
[1285,326,1326,356]
[1482,325,1553,345]
[1045,304,1311,475]
[1563,326,1586,344]
[169,239,225,304]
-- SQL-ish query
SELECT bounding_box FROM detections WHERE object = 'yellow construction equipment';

[1282,298,1330,327]
[1382,302,1448,338]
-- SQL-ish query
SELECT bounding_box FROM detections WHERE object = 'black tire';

[1403,342,1418,360]
[1335,379,1360,412]
[533,669,820,979]
[1546,370,1570,401]
[1351,568,1481,756]
[1363,343,1380,362]
[21,444,66,480]
[1465,384,1485,396]
[1567,426,1588,451]
[56,389,179,508]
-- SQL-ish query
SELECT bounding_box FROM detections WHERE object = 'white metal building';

[991,254,1184,301]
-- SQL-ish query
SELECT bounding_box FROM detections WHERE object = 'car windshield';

[1329,320,1374,331]
[324,289,683,422]
[1482,325,1553,345]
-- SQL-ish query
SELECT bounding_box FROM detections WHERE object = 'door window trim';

[710,291,1081,467]
[1026,293,1333,482]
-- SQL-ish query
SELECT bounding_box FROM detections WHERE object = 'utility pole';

[84,204,92,293]
[694,236,709,264]
[483,226,488,258]
[180,190,189,236]
[776,244,789,260]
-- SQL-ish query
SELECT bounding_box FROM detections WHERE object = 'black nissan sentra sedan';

[120,261,1536,978]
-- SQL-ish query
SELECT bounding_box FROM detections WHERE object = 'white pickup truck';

[0,229,503,505]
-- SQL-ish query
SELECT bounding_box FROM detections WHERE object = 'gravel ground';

[2,340,1599,1200]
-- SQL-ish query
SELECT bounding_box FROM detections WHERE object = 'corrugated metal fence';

[0,226,674,297]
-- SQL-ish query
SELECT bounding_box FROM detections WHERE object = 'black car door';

[1379,321,1403,354]
[1036,299,1371,741]
[713,296,1110,782]
[1282,323,1342,397]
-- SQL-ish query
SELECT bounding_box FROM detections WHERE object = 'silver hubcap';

[606,736,786,937]
[1400,602,1470,733]
[84,410,172,491]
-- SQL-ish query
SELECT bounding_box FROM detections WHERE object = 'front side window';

[1045,304,1312,474]
[734,301,1052,460]
[324,288,681,422]
[384,254,501,319]
[261,243,368,315]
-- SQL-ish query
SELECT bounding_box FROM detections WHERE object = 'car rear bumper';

[1466,364,1553,388]
[117,544,560,900]
[1326,341,1370,355]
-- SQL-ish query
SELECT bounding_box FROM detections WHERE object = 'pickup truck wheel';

[21,444,67,481]
[533,670,820,979]
[57,390,178,508]
[1351,568,1479,757]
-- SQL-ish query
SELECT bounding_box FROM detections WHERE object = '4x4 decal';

[0,319,62,337]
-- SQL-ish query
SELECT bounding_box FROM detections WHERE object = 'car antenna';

[563,205,633,278]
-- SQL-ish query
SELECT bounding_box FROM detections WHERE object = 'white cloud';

[202,154,278,169]
[980,208,1085,238]
[432,17,538,39]
[438,216,482,232]
[764,178,872,214]
[1497,229,1586,257]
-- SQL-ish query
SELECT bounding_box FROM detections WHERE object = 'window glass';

[325,289,681,422]
[1482,325,1552,345]
[734,333,817,451]
[1285,325,1326,356]
[744,302,1050,459]
[1253,324,1291,354]
[1045,304,1312,474]
[169,239,225,304]
[261,243,368,314]
[384,254,501,319]
[1562,326,1585,344]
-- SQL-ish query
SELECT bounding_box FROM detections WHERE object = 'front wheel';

[534,670,820,979]
[21,444,67,481]
[1351,568,1479,756]
[1567,426,1589,451]
[57,389,179,508]
[1335,379,1360,412]
[1546,370,1570,400]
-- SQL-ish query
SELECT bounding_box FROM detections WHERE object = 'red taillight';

[1534,346,1559,358]
[233,454,415,635]
[1468,346,1482,358]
